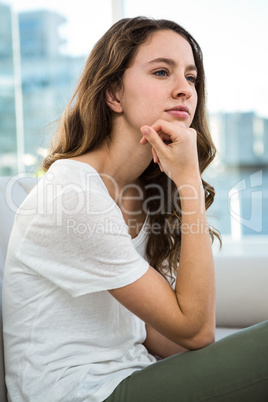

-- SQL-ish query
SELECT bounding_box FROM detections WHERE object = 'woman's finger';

[151,119,196,143]
[140,126,168,159]
[140,135,149,145]
[152,147,159,164]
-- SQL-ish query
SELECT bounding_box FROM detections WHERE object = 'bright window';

[0,0,267,239]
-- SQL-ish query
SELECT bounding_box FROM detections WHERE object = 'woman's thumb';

[140,126,167,156]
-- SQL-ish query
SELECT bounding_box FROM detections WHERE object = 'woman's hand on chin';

[140,120,200,187]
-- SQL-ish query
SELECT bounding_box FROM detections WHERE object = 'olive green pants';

[105,321,268,401]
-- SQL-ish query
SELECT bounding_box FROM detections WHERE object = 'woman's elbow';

[187,328,215,350]
[180,325,215,350]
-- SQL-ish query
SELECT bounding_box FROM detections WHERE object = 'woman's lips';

[165,109,189,119]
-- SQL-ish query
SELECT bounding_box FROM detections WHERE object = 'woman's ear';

[105,86,123,113]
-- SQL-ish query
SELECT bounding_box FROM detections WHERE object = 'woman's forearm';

[174,178,216,346]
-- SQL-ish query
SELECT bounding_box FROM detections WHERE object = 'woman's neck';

[74,127,152,197]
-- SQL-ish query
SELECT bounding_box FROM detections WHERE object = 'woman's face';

[116,29,198,132]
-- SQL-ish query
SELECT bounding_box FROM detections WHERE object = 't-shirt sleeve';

[17,189,149,297]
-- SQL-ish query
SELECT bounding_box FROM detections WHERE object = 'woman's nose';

[172,77,193,99]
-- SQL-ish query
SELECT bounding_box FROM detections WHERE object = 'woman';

[3,16,268,402]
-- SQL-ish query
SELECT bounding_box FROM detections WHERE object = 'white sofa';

[0,175,268,402]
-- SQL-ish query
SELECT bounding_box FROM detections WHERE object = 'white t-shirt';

[3,159,155,402]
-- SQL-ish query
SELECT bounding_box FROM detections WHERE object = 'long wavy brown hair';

[42,16,221,283]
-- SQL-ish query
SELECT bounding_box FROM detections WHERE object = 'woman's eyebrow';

[146,57,197,73]
[147,57,176,67]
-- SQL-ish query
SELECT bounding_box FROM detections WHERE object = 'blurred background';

[0,0,267,242]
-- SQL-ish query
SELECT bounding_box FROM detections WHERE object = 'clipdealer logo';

[4,171,204,226]
[228,170,263,234]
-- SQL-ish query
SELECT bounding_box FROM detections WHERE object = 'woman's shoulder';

[46,159,108,194]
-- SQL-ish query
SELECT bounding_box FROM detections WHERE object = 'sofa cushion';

[215,327,242,341]
[0,176,38,270]
[215,255,268,328]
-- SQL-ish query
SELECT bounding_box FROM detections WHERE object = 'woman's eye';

[154,69,169,77]
[186,76,197,84]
